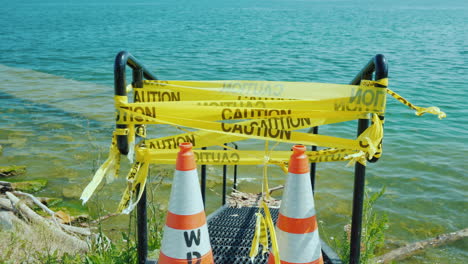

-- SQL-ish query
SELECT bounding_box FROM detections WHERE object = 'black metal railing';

[114,51,158,155]
[348,54,388,264]
[308,126,319,192]
[114,51,158,264]
[201,143,239,207]
[209,54,387,264]
[113,51,388,264]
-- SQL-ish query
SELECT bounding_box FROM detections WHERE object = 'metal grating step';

[207,207,277,264]
[207,206,342,264]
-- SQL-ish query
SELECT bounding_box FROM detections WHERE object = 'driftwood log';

[13,191,56,216]
[0,197,14,211]
[374,228,468,263]
[90,213,119,224]
[267,185,284,195]
[227,186,283,208]
[4,192,89,252]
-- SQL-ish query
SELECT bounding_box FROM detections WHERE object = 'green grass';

[331,186,389,264]
[0,178,166,264]
[0,205,164,264]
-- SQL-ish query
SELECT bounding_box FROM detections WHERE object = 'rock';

[23,197,62,209]
[0,165,26,177]
[70,214,90,226]
[39,197,62,207]
[62,185,83,199]
[54,210,72,224]
[0,181,13,194]
[11,179,47,193]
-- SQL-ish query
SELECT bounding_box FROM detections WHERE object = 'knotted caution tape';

[249,212,269,262]
[80,131,122,204]
[249,142,281,263]
[386,88,446,119]
[80,77,446,211]
[262,202,280,264]
[116,147,152,214]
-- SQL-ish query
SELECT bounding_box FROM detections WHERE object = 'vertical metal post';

[114,52,129,155]
[137,188,148,264]
[349,119,368,264]
[349,54,387,264]
[114,51,158,264]
[349,71,372,264]
[309,126,318,192]
[222,144,227,205]
[232,143,238,190]
[133,68,148,264]
[201,147,207,207]
[114,51,158,155]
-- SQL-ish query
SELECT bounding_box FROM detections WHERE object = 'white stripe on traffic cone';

[268,145,323,264]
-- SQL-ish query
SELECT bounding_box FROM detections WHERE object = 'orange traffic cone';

[268,145,323,264]
[158,142,214,264]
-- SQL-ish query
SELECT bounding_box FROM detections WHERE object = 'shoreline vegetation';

[0,162,165,263]
[0,163,466,263]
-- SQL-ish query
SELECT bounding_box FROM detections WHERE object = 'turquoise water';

[1,0,467,262]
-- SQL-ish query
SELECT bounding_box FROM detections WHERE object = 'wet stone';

[0,165,26,178]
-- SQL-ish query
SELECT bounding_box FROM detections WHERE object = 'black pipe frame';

[348,54,388,264]
[113,51,387,264]
[114,51,158,264]
[200,143,239,207]
[201,147,207,207]
[309,126,319,192]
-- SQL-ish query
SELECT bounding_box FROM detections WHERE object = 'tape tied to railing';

[80,78,445,214]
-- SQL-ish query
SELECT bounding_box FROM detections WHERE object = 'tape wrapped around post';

[81,78,446,214]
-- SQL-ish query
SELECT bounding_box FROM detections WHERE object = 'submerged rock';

[62,185,83,199]
[11,179,47,193]
[0,165,26,178]
[39,197,62,207]
[0,181,13,194]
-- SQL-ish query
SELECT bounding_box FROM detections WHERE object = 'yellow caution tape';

[262,201,280,264]
[386,88,446,119]
[116,161,142,212]
[141,114,360,150]
[115,95,128,107]
[116,161,150,214]
[135,125,147,138]
[80,132,120,204]
[249,212,270,260]
[140,80,386,101]
[138,148,362,165]
[132,79,447,120]
[361,79,388,88]
[249,142,279,262]
[259,213,269,254]
[263,142,271,199]
[113,111,381,211]
[115,100,378,124]
[81,77,447,211]
[249,212,264,261]
[82,113,380,207]
[117,107,381,154]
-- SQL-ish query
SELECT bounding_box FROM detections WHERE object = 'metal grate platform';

[207,206,342,264]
